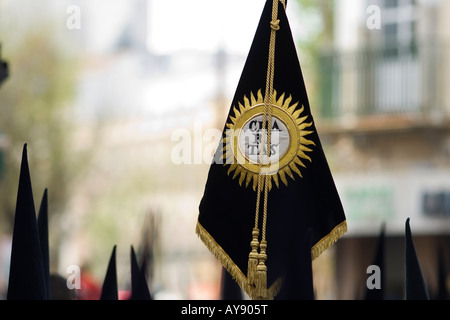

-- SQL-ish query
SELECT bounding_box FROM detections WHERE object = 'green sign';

[343,184,395,220]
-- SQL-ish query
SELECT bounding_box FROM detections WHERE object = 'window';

[371,0,421,114]
[385,0,399,9]
[380,0,417,50]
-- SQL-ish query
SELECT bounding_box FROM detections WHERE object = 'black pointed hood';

[37,188,50,299]
[100,245,118,300]
[7,144,47,300]
[129,245,152,300]
[405,218,430,300]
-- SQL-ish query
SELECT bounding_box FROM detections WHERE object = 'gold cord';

[248,0,283,299]
[261,0,280,241]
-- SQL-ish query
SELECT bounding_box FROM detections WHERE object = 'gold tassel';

[198,221,281,299]
[247,228,260,286]
[255,240,268,299]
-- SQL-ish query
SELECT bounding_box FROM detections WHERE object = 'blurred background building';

[321,0,450,299]
[0,0,448,299]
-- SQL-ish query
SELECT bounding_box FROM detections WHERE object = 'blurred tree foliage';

[0,2,90,265]
[294,0,334,46]
[293,0,334,111]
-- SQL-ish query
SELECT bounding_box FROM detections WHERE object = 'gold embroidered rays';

[222,89,315,191]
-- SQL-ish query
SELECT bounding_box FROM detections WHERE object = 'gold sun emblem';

[222,89,315,191]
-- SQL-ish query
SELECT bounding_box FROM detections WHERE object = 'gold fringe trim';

[196,220,346,298]
[195,221,282,300]
[195,221,248,291]
[267,277,283,299]
[311,220,347,260]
